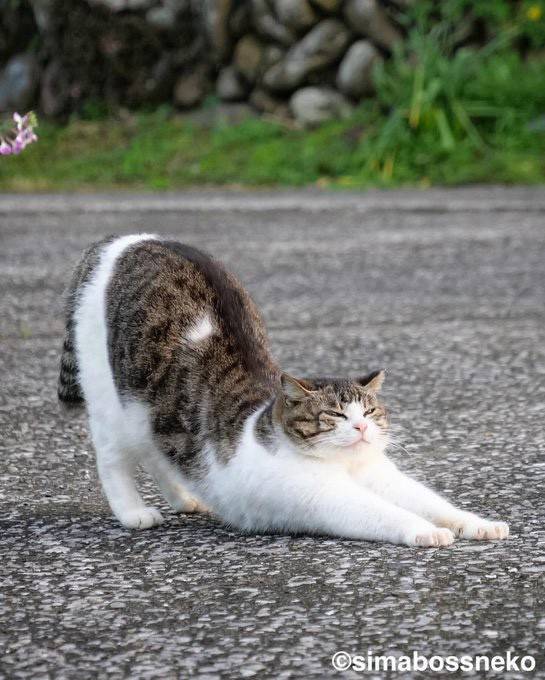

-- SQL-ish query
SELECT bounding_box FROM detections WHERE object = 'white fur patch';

[186,313,214,343]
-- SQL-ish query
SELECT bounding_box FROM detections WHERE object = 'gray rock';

[28,0,54,32]
[263,19,350,92]
[217,65,248,101]
[233,34,264,84]
[146,1,188,30]
[344,0,402,51]
[252,0,296,46]
[263,44,285,69]
[274,0,318,32]
[173,64,209,108]
[202,0,233,63]
[0,53,39,113]
[290,86,353,127]
[146,6,173,30]
[336,40,381,98]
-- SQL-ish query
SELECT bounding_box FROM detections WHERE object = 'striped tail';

[58,313,84,407]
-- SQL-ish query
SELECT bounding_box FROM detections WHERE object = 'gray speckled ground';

[1,188,544,679]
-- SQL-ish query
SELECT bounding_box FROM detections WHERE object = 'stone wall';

[1,0,412,126]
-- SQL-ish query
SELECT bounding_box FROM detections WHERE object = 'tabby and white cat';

[59,234,509,547]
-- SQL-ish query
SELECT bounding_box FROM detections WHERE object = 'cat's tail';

[58,313,84,408]
[58,235,117,409]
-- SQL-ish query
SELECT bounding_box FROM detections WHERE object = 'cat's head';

[278,370,389,458]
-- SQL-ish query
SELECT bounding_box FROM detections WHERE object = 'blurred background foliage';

[1,0,544,190]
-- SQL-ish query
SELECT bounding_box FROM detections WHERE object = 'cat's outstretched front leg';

[279,482,455,547]
[218,467,454,547]
[358,459,509,541]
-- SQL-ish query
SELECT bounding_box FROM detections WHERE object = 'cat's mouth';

[343,436,371,449]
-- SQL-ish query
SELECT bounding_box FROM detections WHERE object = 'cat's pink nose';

[353,421,368,434]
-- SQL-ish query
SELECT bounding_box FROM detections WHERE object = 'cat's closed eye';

[364,407,376,416]
[323,410,347,419]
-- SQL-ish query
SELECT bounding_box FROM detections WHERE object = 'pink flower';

[0,111,38,156]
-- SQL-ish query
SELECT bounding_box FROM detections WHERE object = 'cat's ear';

[359,369,385,392]
[280,373,315,401]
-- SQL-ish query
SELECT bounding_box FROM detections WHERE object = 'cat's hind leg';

[72,233,164,529]
[90,415,164,529]
[141,446,209,515]
[122,402,208,515]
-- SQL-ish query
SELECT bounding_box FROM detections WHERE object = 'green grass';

[2,46,545,191]
[2,106,543,191]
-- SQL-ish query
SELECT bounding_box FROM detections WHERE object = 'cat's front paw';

[405,524,455,548]
[118,506,164,530]
[414,527,455,548]
[452,516,509,541]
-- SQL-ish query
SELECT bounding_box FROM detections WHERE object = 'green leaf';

[434,108,456,150]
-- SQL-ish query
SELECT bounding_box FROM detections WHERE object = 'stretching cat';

[58,234,509,547]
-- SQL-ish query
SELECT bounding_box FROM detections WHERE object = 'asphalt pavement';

[1,187,544,678]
